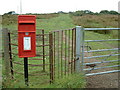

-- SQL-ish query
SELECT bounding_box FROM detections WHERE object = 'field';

[2,13,119,88]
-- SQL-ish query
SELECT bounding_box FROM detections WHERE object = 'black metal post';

[24,57,29,86]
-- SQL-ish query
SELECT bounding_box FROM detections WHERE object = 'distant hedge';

[70,10,119,16]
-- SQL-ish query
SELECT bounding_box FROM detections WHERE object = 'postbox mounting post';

[24,57,29,86]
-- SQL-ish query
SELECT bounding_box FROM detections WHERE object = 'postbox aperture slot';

[19,23,35,25]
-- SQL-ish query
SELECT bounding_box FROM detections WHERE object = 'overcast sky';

[0,0,120,15]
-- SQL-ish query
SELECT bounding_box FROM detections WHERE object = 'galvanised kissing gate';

[2,26,120,85]
[51,26,120,77]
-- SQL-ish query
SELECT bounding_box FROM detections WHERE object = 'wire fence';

[3,29,53,85]
[2,28,77,85]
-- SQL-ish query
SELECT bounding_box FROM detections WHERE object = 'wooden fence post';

[0,28,2,88]
[75,26,84,72]
[49,33,54,83]
[2,28,11,79]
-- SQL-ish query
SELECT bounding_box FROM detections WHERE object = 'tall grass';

[71,14,118,35]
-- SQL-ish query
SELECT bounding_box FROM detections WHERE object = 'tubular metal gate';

[76,26,120,76]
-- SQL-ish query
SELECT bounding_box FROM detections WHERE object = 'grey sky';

[0,0,119,15]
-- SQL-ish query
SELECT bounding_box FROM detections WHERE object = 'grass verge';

[41,73,86,88]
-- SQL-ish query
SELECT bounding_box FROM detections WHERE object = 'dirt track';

[86,72,119,88]
[84,52,119,88]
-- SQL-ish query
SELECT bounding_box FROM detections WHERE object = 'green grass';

[2,13,119,88]
[36,14,75,32]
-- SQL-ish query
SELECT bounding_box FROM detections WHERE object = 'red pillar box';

[18,15,36,58]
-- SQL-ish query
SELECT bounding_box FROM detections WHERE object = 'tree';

[100,10,110,14]
[57,11,65,14]
[100,10,119,15]
[71,10,85,16]
[109,10,119,15]
[4,11,18,15]
[83,10,94,14]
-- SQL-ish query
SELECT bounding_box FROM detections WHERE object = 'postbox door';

[18,32,36,57]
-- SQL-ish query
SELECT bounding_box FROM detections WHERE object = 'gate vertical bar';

[65,30,67,75]
[74,29,76,72]
[68,30,70,75]
[57,31,60,78]
[75,26,83,72]
[53,32,55,79]
[71,29,74,73]
[81,28,84,71]
[42,30,45,72]
[8,31,14,78]
[61,31,63,77]
[49,33,54,83]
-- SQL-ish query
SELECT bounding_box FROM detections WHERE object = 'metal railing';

[84,48,119,53]
[85,39,120,42]
[76,26,120,76]
[84,28,120,31]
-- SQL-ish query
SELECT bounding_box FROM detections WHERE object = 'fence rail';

[85,39,120,42]
[84,48,119,53]
[84,60,120,65]
[84,54,120,59]
[84,65,120,71]
[86,70,120,76]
